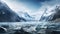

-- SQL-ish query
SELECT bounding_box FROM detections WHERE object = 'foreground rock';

[0,27,7,33]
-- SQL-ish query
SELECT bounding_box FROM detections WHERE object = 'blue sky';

[2,0,52,12]
[17,0,51,12]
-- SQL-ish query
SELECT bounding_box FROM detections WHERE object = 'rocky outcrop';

[0,27,7,33]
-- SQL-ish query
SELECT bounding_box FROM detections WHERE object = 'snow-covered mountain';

[1,0,60,22]
[0,1,26,22]
[17,11,36,21]
[40,5,60,21]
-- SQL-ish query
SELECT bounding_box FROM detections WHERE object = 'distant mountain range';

[18,12,35,21]
[1,1,60,22]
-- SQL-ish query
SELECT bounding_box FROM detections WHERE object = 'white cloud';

[2,0,31,13]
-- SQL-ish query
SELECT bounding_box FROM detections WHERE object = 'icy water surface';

[0,22,60,34]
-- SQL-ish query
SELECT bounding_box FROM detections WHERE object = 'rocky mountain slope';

[0,1,26,22]
[40,6,60,22]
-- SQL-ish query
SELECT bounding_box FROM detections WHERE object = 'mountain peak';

[0,1,26,22]
[40,5,60,21]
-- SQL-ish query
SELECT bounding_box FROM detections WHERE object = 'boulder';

[0,27,7,33]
